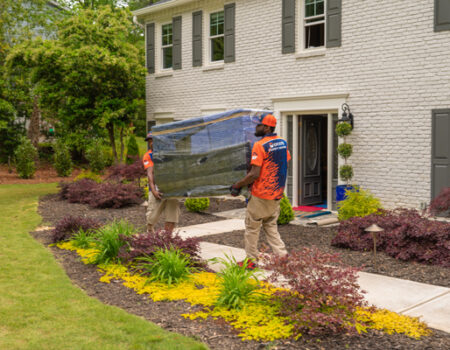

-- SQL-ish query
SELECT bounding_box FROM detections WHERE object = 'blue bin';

[336,185,357,202]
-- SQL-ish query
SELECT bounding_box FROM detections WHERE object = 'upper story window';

[209,11,224,62]
[161,23,173,69]
[303,0,325,49]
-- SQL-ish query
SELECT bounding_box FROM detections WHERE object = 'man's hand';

[152,189,163,200]
[229,184,241,197]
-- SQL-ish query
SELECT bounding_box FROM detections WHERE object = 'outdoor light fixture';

[365,224,384,270]
[339,103,354,129]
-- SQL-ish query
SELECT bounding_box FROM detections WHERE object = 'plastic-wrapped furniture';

[152,109,272,197]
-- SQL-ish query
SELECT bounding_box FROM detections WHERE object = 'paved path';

[176,214,450,334]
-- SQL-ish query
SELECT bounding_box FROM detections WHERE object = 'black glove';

[229,185,241,197]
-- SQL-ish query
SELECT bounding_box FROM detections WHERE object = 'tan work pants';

[244,195,287,259]
[146,193,180,228]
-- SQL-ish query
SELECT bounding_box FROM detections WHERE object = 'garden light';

[365,224,384,270]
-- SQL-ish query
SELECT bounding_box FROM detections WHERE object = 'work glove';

[229,184,241,197]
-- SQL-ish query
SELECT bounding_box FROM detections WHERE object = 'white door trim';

[273,93,349,211]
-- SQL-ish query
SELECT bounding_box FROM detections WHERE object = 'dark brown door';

[301,116,322,205]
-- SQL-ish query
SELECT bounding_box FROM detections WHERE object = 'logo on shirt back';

[252,152,258,160]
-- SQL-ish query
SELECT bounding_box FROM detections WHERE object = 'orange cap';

[260,114,277,127]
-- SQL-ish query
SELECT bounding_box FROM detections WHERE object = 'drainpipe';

[133,15,145,29]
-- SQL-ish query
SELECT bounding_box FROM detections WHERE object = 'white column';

[293,115,299,207]
[327,113,333,211]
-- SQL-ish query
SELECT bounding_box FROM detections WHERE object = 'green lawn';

[0,183,208,350]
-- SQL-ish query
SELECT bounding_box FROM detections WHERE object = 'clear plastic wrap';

[152,109,272,197]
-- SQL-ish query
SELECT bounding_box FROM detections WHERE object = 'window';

[209,11,224,62]
[303,0,325,49]
[161,23,173,69]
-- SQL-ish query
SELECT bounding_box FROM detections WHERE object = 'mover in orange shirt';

[143,132,180,233]
[230,114,290,268]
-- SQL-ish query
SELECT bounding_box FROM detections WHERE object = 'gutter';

[132,0,195,18]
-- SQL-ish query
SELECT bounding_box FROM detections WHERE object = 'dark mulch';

[34,195,450,350]
[200,226,450,288]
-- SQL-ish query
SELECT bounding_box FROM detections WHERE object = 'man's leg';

[262,199,287,256]
[244,196,263,260]
[163,198,180,233]
[146,194,165,233]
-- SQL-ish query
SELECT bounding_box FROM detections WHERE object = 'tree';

[8,6,146,163]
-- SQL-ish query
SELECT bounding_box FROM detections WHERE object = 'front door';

[301,116,322,205]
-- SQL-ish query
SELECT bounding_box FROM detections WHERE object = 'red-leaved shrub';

[429,187,450,217]
[107,160,146,184]
[64,178,99,204]
[51,215,101,243]
[118,229,204,266]
[87,182,144,209]
[332,209,450,267]
[260,247,366,336]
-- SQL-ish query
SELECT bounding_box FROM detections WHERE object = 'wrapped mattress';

[152,109,272,197]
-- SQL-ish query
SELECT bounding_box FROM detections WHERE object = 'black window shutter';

[435,0,450,32]
[192,11,203,67]
[326,0,342,48]
[172,16,182,70]
[282,0,295,54]
[146,23,155,73]
[432,109,450,199]
[224,3,235,63]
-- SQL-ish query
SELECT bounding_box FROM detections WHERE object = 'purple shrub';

[87,182,144,208]
[64,178,99,204]
[332,208,450,267]
[260,247,366,336]
[429,187,450,217]
[51,215,101,243]
[107,160,146,184]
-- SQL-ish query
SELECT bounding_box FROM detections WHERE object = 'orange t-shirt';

[142,150,153,169]
[250,134,291,200]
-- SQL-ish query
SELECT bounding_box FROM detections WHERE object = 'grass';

[0,183,208,350]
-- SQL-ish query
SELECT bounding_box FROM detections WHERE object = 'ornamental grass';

[57,241,432,342]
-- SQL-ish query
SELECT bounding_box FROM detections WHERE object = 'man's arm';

[232,165,261,189]
[147,166,162,200]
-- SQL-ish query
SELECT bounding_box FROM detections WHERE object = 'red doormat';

[292,205,324,212]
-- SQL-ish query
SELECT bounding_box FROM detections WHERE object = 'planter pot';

[336,184,358,202]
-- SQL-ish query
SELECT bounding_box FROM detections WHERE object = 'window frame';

[161,22,173,70]
[208,10,225,63]
[299,0,327,51]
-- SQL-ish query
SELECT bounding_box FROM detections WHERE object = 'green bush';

[71,228,95,249]
[214,255,261,310]
[138,248,195,286]
[337,187,383,221]
[54,141,73,177]
[74,170,102,183]
[339,165,354,182]
[335,122,352,137]
[86,139,108,174]
[37,142,54,162]
[184,197,210,212]
[14,137,37,179]
[277,195,295,225]
[337,143,353,159]
[126,134,140,165]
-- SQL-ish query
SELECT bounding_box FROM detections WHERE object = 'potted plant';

[336,121,355,202]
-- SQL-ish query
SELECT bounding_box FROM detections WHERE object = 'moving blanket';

[152,109,273,197]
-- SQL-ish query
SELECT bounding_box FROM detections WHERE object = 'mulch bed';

[34,195,450,350]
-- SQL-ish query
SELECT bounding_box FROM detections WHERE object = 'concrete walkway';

[176,215,450,334]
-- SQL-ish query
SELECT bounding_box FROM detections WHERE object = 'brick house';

[133,0,450,210]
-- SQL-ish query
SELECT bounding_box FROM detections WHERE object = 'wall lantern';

[339,103,354,129]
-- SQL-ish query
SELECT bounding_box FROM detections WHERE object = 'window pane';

[305,23,324,48]
[210,11,224,36]
[163,47,172,69]
[305,0,324,18]
[162,24,172,45]
[211,36,224,61]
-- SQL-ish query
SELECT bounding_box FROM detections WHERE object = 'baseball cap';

[259,114,277,127]
[144,132,153,141]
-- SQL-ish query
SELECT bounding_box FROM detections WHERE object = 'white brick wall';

[141,0,450,209]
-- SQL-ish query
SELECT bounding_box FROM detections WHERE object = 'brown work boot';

[147,224,154,233]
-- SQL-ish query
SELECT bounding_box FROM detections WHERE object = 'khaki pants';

[146,193,180,228]
[244,195,287,259]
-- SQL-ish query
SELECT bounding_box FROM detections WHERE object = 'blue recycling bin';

[336,185,357,202]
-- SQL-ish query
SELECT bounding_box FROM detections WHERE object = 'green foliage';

[214,255,261,310]
[92,220,136,264]
[138,248,195,286]
[126,134,140,164]
[7,5,146,163]
[337,143,353,159]
[14,137,37,178]
[86,139,108,174]
[74,170,102,183]
[37,142,55,162]
[277,195,295,225]
[53,141,73,177]
[335,122,352,137]
[339,165,354,182]
[184,197,210,212]
[71,228,95,249]
[337,187,383,221]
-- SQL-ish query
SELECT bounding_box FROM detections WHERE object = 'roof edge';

[132,0,195,18]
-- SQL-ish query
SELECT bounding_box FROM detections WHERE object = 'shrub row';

[332,208,450,267]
